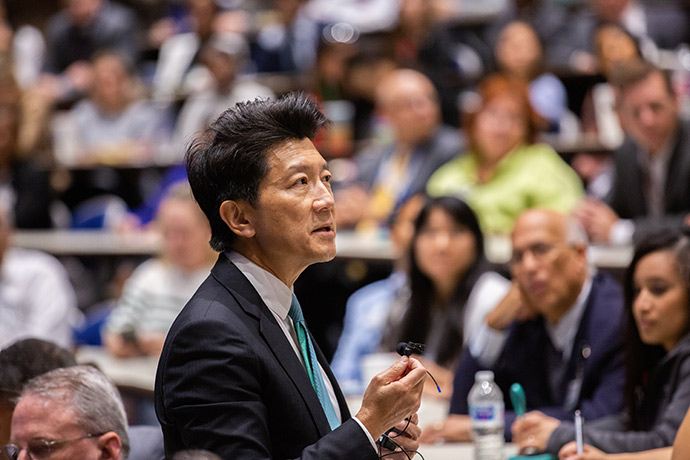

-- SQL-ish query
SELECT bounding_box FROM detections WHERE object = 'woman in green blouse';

[427,75,583,235]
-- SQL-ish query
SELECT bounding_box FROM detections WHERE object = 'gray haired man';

[2,365,129,460]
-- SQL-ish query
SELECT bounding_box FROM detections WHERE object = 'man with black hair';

[155,94,427,459]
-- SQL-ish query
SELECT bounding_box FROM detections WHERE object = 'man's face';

[617,72,678,155]
[242,138,336,279]
[10,394,103,460]
[511,211,587,323]
[380,74,440,145]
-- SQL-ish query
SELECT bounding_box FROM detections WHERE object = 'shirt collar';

[545,273,593,361]
[226,251,293,320]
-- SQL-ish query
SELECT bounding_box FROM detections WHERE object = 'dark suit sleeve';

[156,310,376,460]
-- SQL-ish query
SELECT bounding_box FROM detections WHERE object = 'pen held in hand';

[575,410,584,455]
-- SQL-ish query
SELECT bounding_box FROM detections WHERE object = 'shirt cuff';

[609,219,635,245]
[352,416,378,452]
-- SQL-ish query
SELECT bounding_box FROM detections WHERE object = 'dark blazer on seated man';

[450,271,626,439]
[155,94,426,459]
[607,120,690,239]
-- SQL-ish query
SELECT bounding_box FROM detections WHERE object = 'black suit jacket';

[607,121,690,241]
[154,255,377,460]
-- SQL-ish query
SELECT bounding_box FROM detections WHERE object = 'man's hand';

[378,413,422,459]
[573,198,620,243]
[512,411,560,452]
[559,441,607,460]
[487,281,535,331]
[419,414,472,444]
[356,355,427,440]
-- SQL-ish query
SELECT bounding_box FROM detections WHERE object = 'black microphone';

[396,341,425,357]
[395,341,441,393]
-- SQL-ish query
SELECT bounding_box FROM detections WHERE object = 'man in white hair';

[4,365,129,460]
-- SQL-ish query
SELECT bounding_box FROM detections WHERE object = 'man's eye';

[323,174,331,183]
[295,178,308,185]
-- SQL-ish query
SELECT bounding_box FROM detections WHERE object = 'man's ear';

[96,432,121,460]
[220,200,256,238]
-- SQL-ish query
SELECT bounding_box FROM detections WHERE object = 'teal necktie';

[288,295,340,430]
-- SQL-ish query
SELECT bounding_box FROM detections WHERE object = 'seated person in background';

[335,68,463,232]
[382,196,511,398]
[520,229,690,456]
[0,68,53,229]
[420,209,625,444]
[574,60,690,245]
[494,21,568,133]
[427,75,583,235]
[55,50,167,167]
[40,0,141,103]
[0,207,81,350]
[172,32,274,162]
[331,194,425,394]
[6,366,130,460]
[0,338,77,446]
[103,183,216,357]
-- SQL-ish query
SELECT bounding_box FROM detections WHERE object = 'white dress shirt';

[227,252,377,450]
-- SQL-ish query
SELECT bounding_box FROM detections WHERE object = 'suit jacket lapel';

[210,255,334,437]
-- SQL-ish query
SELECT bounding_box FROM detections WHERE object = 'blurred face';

[157,199,213,271]
[592,0,629,22]
[203,50,238,90]
[10,394,103,460]
[511,211,587,323]
[617,71,678,156]
[496,22,542,79]
[237,138,336,283]
[595,26,639,77]
[378,72,441,145]
[92,55,130,112]
[414,207,477,293]
[633,250,690,351]
[67,0,101,26]
[474,94,526,164]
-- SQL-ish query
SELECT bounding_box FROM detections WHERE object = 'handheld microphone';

[396,341,441,393]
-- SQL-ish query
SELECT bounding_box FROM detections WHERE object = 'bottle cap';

[475,370,494,382]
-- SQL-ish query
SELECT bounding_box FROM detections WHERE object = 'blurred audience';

[251,0,319,74]
[335,68,463,232]
[427,75,583,235]
[382,195,510,397]
[574,61,690,244]
[172,450,222,460]
[494,20,568,133]
[420,209,625,444]
[521,229,690,455]
[173,32,274,160]
[40,0,141,103]
[0,338,77,446]
[562,0,688,74]
[0,205,80,349]
[54,50,167,167]
[103,183,215,358]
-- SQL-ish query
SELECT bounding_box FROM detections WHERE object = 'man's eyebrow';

[286,162,330,173]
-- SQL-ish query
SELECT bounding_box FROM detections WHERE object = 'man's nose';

[313,182,335,211]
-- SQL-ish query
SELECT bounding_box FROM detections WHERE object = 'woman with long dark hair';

[549,229,690,457]
[388,195,510,395]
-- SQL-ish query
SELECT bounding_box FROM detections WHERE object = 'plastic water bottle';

[468,370,505,460]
